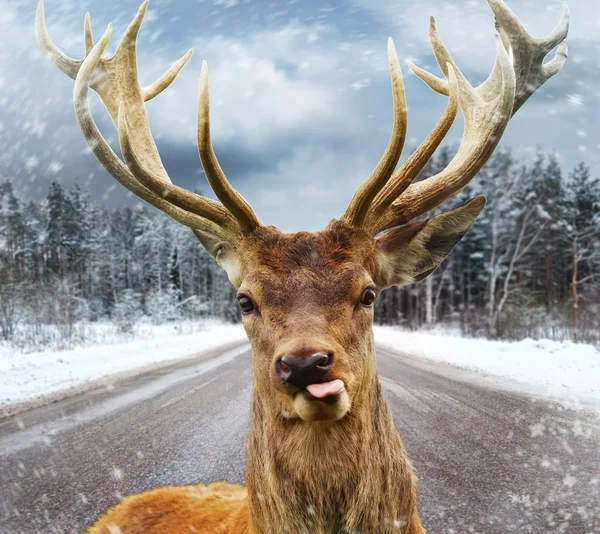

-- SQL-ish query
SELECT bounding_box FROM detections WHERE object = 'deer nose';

[277,353,333,389]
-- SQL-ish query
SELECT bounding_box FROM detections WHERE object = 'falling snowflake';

[24,155,39,171]
[350,78,371,91]
[530,423,545,437]
[566,94,583,108]
[48,160,64,174]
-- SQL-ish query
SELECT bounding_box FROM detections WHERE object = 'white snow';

[0,320,246,414]
[374,326,600,409]
[3,321,599,416]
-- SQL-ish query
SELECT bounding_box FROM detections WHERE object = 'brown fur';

[87,482,250,533]
[85,209,484,534]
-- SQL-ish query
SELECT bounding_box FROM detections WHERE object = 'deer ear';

[374,195,486,288]
[193,229,243,287]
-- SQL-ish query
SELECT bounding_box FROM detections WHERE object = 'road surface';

[1,344,599,533]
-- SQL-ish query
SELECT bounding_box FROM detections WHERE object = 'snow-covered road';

[1,343,598,534]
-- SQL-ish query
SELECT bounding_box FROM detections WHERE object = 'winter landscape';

[1,0,599,532]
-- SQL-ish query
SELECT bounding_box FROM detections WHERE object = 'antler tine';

[102,0,172,185]
[543,39,568,79]
[372,33,516,234]
[84,13,94,55]
[402,17,461,98]
[198,62,261,233]
[36,1,194,110]
[74,24,234,241]
[35,1,82,79]
[342,38,408,227]
[365,65,460,229]
[539,1,570,50]
[407,0,569,115]
[142,50,194,101]
[488,0,569,113]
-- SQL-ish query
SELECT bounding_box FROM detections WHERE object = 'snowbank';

[4,321,599,416]
[374,326,600,408]
[0,321,247,414]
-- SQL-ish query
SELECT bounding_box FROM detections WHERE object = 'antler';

[344,0,569,236]
[36,0,260,243]
[407,0,570,114]
[35,1,192,102]
[343,39,407,227]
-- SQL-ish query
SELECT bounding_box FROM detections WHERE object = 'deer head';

[37,0,569,425]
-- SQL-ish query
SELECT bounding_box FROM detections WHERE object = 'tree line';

[376,148,600,343]
[0,179,238,347]
[1,146,599,347]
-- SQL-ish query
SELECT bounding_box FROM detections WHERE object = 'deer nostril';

[315,353,332,369]
[277,359,291,380]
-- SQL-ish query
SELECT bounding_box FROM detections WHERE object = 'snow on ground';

[0,320,247,414]
[3,320,599,416]
[374,326,600,409]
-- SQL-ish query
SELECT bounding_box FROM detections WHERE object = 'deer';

[36,0,569,532]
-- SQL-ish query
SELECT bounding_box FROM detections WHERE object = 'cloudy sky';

[0,0,598,231]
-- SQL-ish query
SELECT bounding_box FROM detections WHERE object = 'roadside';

[374,326,600,411]
[4,322,599,419]
[0,322,246,417]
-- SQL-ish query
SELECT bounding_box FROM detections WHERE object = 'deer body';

[35,1,568,532]
[88,378,423,534]
[246,380,423,533]
[88,225,426,534]
[87,390,421,534]
[87,363,423,533]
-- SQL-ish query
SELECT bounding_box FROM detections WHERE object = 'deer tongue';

[305,379,345,399]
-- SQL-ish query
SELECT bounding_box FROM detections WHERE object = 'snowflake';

[48,160,64,174]
[350,78,371,91]
[530,423,545,437]
[566,94,583,108]
[24,155,39,170]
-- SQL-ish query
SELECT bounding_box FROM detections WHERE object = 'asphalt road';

[1,344,599,534]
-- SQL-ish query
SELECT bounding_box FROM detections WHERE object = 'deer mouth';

[294,379,350,421]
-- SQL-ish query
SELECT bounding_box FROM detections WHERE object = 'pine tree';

[64,184,93,296]
[46,180,70,278]
[565,163,600,340]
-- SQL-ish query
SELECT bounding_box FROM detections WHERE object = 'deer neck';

[244,364,419,534]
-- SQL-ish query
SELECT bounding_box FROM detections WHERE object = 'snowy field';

[374,326,600,410]
[0,320,246,415]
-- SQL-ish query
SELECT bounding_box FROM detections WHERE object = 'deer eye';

[360,288,377,307]
[237,295,255,314]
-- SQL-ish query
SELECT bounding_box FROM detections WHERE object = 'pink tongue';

[305,379,345,399]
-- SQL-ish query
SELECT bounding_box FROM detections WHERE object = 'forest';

[1,146,599,349]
